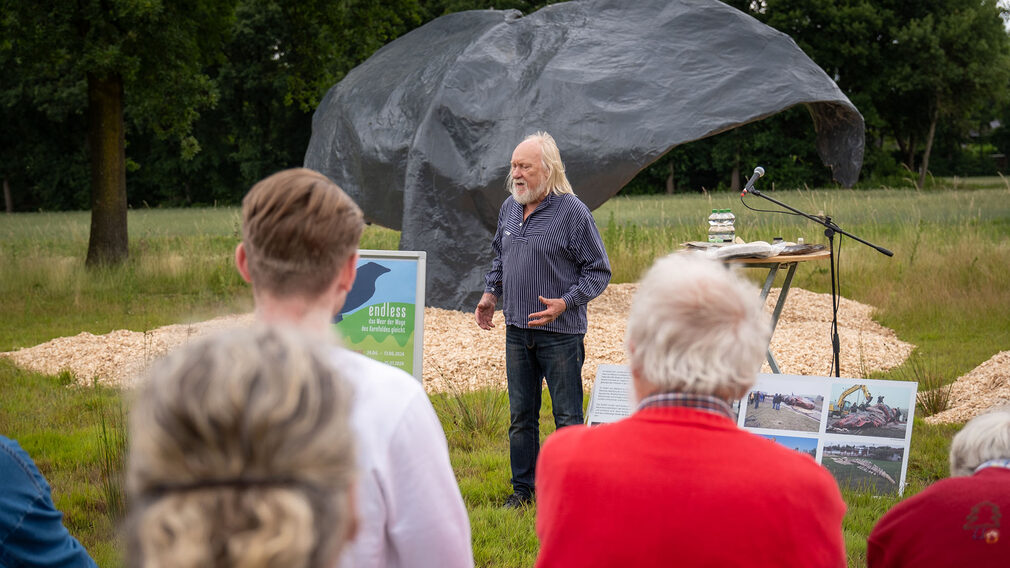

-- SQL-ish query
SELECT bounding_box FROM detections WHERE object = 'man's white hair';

[949,407,1010,476]
[625,252,771,401]
[506,131,574,196]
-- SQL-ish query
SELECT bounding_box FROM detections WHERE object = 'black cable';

[826,224,844,378]
[739,192,804,216]
[835,234,844,375]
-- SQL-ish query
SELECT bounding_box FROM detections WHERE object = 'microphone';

[740,166,765,196]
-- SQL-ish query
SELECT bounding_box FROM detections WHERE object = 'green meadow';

[1,183,1008,566]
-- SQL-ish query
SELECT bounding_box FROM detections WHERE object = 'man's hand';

[475,292,497,330]
[528,296,566,327]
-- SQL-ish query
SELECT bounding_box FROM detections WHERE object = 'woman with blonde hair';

[126,326,356,568]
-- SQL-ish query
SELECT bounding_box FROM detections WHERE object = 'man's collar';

[636,392,736,421]
[975,459,1010,474]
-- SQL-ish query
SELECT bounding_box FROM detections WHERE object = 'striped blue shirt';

[484,192,611,334]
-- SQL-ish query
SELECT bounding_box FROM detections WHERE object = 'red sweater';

[535,406,846,567]
[867,468,1010,567]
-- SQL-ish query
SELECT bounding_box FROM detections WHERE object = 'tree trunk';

[3,177,11,213]
[909,133,918,173]
[85,72,129,267]
[918,106,939,190]
[665,161,675,194]
[893,129,917,172]
[893,134,909,169]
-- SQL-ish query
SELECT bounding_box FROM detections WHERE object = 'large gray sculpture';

[305,0,864,310]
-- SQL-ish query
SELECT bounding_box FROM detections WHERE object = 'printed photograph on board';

[825,382,913,439]
[822,441,904,495]
[742,374,827,433]
[758,434,818,459]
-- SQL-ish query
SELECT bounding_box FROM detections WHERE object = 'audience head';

[240,168,364,299]
[625,252,770,401]
[949,407,1010,477]
[126,326,356,568]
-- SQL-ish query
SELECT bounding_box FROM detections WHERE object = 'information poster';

[333,250,426,382]
[585,365,636,426]
[585,367,917,495]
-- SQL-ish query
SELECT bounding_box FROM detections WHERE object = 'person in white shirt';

[234,167,473,568]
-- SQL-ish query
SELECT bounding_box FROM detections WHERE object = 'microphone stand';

[746,183,893,377]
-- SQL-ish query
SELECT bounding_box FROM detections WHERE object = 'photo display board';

[333,250,426,382]
[586,366,918,495]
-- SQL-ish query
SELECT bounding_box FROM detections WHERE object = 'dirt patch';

[2,285,916,396]
[744,403,821,432]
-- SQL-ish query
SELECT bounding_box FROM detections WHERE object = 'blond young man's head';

[238,168,364,299]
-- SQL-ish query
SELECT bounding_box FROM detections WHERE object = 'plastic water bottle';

[723,208,736,243]
[708,209,735,243]
[707,209,722,243]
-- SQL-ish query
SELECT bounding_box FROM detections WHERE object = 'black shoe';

[502,493,533,509]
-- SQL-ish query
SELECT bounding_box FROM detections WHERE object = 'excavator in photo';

[829,385,872,418]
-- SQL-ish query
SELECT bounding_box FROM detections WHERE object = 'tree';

[2,0,232,264]
[0,86,91,212]
[122,0,427,206]
[732,0,1010,188]
[883,0,1010,187]
[214,0,425,191]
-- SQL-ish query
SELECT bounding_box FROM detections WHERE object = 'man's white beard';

[510,179,548,205]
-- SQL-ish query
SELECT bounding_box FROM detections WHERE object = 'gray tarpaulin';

[305,0,864,310]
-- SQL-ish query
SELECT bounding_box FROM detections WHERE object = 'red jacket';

[867,467,1010,567]
[535,405,846,567]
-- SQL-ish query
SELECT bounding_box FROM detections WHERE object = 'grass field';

[1,185,1008,566]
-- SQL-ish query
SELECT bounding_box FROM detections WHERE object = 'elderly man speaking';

[475,131,611,509]
[534,253,846,567]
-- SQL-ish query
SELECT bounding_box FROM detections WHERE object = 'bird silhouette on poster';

[334,261,391,323]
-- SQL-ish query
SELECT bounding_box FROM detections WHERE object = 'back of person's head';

[625,252,770,400]
[242,168,365,298]
[126,326,356,568]
[949,407,1010,476]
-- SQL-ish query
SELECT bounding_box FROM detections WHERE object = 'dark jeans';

[505,325,585,498]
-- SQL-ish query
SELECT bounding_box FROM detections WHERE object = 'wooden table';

[726,250,831,373]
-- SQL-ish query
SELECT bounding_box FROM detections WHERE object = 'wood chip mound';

[2,315,255,388]
[425,285,914,393]
[924,351,1010,424]
[3,285,915,395]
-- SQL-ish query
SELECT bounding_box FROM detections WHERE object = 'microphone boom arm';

[742,167,894,377]
[748,186,893,257]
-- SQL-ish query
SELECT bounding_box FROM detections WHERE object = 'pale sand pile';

[924,351,1010,424]
[4,285,915,394]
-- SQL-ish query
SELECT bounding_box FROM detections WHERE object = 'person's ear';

[336,252,359,294]
[235,243,253,283]
[630,363,656,406]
